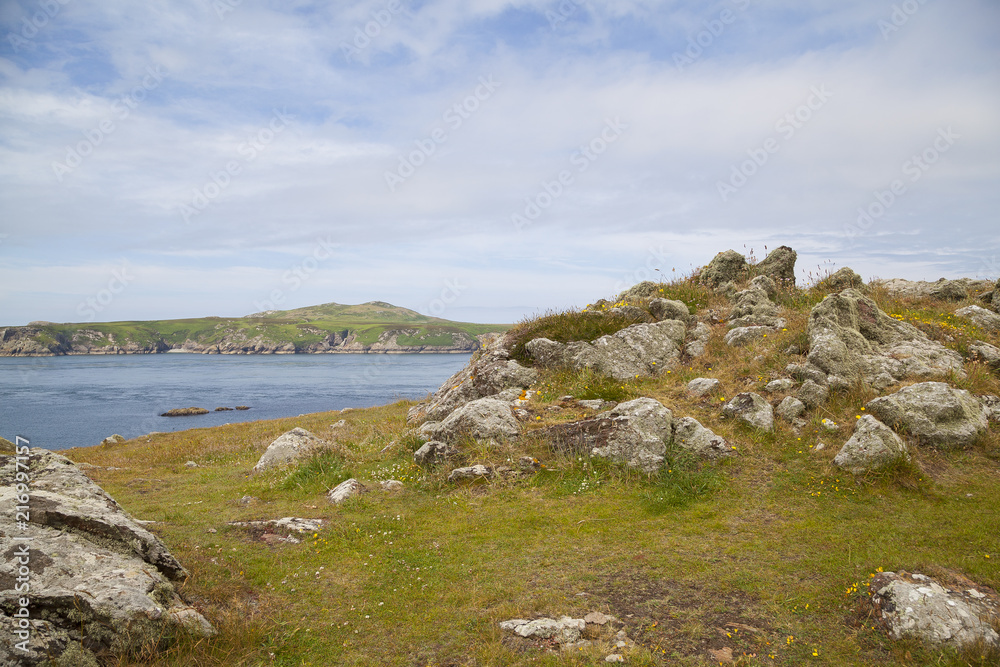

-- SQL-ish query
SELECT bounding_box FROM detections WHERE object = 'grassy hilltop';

[63,270,1000,666]
[0,301,505,355]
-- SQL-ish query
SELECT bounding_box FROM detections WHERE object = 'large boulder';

[865,382,988,449]
[648,298,691,323]
[722,393,774,431]
[253,427,329,472]
[0,449,213,666]
[955,305,1000,334]
[833,415,909,474]
[699,250,748,287]
[672,417,732,459]
[869,571,999,649]
[754,245,797,287]
[807,289,965,386]
[542,398,672,473]
[419,397,519,442]
[406,333,538,424]
[525,320,687,381]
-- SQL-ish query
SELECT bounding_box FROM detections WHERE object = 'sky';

[0,0,998,327]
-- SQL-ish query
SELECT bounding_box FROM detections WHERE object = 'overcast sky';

[1,0,998,326]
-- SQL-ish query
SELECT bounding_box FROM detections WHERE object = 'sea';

[0,353,470,451]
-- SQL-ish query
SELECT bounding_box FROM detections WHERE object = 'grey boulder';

[775,396,806,421]
[419,397,519,443]
[955,305,1000,334]
[253,427,328,473]
[722,393,774,431]
[865,382,988,449]
[413,440,459,466]
[686,377,721,397]
[833,415,909,474]
[672,417,732,459]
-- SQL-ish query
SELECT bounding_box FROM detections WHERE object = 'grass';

[56,272,1000,666]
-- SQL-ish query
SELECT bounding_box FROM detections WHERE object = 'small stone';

[814,441,826,451]
[380,480,403,492]
[722,393,774,431]
[584,611,615,625]
[687,377,721,397]
[776,396,806,421]
[765,378,794,393]
[237,495,257,506]
[327,478,365,504]
[184,460,198,467]
[821,418,839,431]
[447,465,492,483]
[206,528,217,533]
[797,380,830,408]
[605,655,625,663]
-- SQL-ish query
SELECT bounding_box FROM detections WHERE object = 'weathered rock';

[227,517,326,534]
[879,278,992,301]
[797,379,829,408]
[807,289,965,385]
[687,377,721,397]
[786,362,828,385]
[750,274,777,299]
[380,479,404,492]
[815,267,865,292]
[648,298,690,323]
[969,341,1000,370]
[0,449,213,666]
[406,334,538,424]
[754,245,797,287]
[764,378,794,393]
[776,396,806,421]
[577,399,615,411]
[833,415,908,474]
[499,616,587,644]
[160,407,209,417]
[699,250,748,287]
[869,571,999,648]
[447,464,491,483]
[980,395,1000,422]
[672,417,732,459]
[413,440,459,466]
[722,393,774,431]
[525,320,687,381]
[253,427,329,472]
[100,434,126,446]
[418,397,519,442]
[543,398,672,473]
[865,382,988,449]
[724,326,771,347]
[327,478,365,504]
[955,305,1000,334]
[727,284,785,329]
[607,305,654,322]
[684,322,712,358]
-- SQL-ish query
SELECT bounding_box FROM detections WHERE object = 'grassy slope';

[15,302,506,350]
[63,280,1000,667]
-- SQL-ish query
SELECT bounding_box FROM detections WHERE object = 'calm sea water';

[0,353,469,450]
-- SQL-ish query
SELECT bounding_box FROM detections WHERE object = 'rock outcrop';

[418,397,519,443]
[699,250,748,288]
[806,289,965,387]
[0,449,213,666]
[833,415,909,474]
[525,320,687,381]
[815,267,865,292]
[878,278,992,301]
[754,245,797,287]
[542,398,673,473]
[413,440,459,466]
[865,382,988,449]
[252,427,331,472]
[869,571,999,649]
[955,305,1000,334]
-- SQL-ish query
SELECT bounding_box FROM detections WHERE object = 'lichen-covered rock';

[722,393,774,431]
[764,378,794,393]
[724,326,771,347]
[406,334,538,424]
[542,398,672,473]
[0,449,213,666]
[413,440,458,466]
[672,417,732,459]
[869,571,999,648]
[699,250,748,287]
[525,320,686,381]
[797,379,829,408]
[815,267,865,292]
[727,284,786,330]
[955,305,1000,334]
[447,464,491,483]
[684,321,712,358]
[253,427,329,472]
[687,377,721,397]
[648,298,691,323]
[833,415,909,474]
[754,245,797,287]
[865,382,988,449]
[419,397,519,442]
[969,341,1000,371]
[327,478,365,504]
[879,278,992,301]
[806,289,965,386]
[775,396,806,421]
[980,395,1000,422]
[500,616,587,644]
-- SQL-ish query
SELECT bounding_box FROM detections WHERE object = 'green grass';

[55,274,1000,666]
